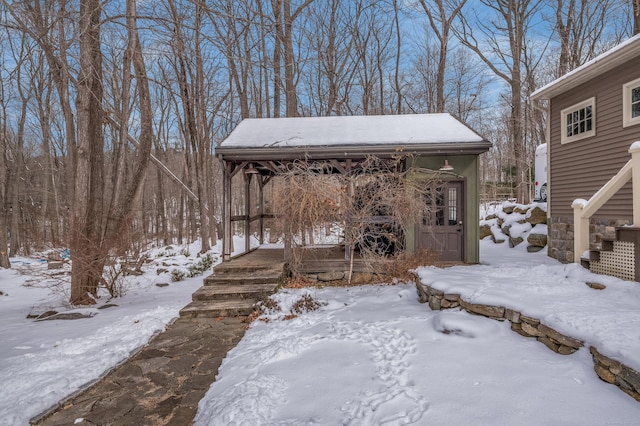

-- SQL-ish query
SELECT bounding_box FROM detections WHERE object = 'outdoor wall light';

[439,159,454,171]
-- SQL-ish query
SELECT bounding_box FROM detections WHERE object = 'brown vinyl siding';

[549,55,640,218]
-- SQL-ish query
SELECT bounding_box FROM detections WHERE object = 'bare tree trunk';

[70,0,104,305]
[418,0,467,113]
[634,0,640,35]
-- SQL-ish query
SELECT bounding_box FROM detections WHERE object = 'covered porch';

[215,114,491,266]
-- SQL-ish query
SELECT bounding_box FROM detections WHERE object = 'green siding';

[406,155,481,263]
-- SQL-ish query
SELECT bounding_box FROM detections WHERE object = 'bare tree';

[555,0,617,76]
[457,0,545,203]
[417,0,468,113]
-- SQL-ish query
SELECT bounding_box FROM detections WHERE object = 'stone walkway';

[32,317,248,426]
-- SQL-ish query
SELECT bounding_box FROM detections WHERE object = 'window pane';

[586,118,592,131]
[586,105,592,118]
[567,125,573,136]
[632,87,640,103]
[579,108,585,121]
[573,111,579,122]
[580,121,585,133]
[573,123,579,134]
[448,187,457,224]
[567,113,573,125]
[632,103,640,118]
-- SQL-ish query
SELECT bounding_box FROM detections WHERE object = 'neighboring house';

[215,113,491,265]
[531,33,640,281]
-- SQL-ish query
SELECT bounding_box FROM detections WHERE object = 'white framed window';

[623,77,640,128]
[561,97,595,144]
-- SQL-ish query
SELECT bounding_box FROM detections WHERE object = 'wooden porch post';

[258,176,265,245]
[222,161,232,261]
[630,142,640,226]
[244,172,252,253]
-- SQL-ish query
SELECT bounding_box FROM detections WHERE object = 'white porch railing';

[572,142,640,262]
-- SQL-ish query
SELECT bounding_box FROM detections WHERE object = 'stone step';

[192,283,278,301]
[203,270,283,286]
[179,299,257,318]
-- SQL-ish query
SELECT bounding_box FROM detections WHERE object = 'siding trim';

[560,97,596,144]
[623,77,640,128]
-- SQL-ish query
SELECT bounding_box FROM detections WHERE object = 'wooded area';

[0,0,639,303]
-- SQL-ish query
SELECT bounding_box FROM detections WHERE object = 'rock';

[502,205,515,214]
[317,271,344,282]
[428,296,442,311]
[511,323,530,338]
[526,206,547,225]
[509,236,524,248]
[527,233,547,247]
[520,315,540,326]
[36,312,96,321]
[459,300,505,319]
[416,284,429,304]
[590,347,622,370]
[538,324,583,349]
[479,224,492,240]
[28,310,58,319]
[484,214,498,221]
[520,321,542,337]
[502,224,512,237]
[444,293,460,302]
[98,303,118,309]
[351,272,375,284]
[620,365,640,392]
[505,308,521,323]
[156,268,169,275]
[538,336,560,352]
[514,206,528,214]
[586,282,606,290]
[557,345,578,355]
[594,364,617,384]
[156,283,170,288]
[527,245,544,253]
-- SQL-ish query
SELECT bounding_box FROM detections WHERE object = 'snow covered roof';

[216,113,490,161]
[531,33,640,100]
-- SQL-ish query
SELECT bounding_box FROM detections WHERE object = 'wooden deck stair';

[179,257,287,318]
[580,227,640,282]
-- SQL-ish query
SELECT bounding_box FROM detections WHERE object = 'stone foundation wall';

[415,279,640,403]
[548,216,631,263]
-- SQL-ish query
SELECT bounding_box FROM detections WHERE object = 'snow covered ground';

[0,238,256,426]
[194,241,640,425]
[2,236,640,425]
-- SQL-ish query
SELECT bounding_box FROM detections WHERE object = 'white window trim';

[561,97,596,144]
[623,77,640,128]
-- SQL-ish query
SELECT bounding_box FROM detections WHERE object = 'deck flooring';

[224,245,377,274]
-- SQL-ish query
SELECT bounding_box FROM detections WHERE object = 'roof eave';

[531,35,640,101]
[215,141,492,162]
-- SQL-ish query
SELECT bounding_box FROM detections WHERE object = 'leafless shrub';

[272,154,443,281]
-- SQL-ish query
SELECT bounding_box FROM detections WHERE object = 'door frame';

[417,178,466,262]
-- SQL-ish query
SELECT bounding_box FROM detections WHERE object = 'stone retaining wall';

[548,216,631,263]
[416,279,640,402]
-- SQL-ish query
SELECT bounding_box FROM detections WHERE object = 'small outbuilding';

[215,113,491,266]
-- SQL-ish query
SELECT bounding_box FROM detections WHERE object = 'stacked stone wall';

[416,279,640,403]
[548,216,631,263]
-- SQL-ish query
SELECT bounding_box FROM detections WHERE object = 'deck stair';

[180,258,287,318]
[580,227,640,282]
